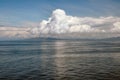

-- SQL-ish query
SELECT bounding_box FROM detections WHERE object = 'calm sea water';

[0,40,120,80]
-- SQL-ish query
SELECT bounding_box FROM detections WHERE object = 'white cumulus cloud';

[30,9,120,38]
[111,22,120,32]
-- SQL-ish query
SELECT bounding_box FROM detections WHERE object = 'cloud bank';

[0,27,31,40]
[0,9,120,39]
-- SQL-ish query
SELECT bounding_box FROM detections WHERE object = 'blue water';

[0,40,120,80]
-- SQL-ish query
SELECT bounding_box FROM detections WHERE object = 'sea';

[0,39,120,80]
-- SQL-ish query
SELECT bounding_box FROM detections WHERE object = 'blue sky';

[0,0,120,26]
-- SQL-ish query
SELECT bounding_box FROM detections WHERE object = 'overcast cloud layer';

[0,9,120,39]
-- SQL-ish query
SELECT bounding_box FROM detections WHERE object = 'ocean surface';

[0,39,120,80]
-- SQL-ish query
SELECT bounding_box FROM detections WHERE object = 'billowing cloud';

[111,22,120,32]
[31,9,100,34]
[30,9,120,38]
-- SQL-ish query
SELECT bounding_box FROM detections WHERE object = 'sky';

[0,0,120,40]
